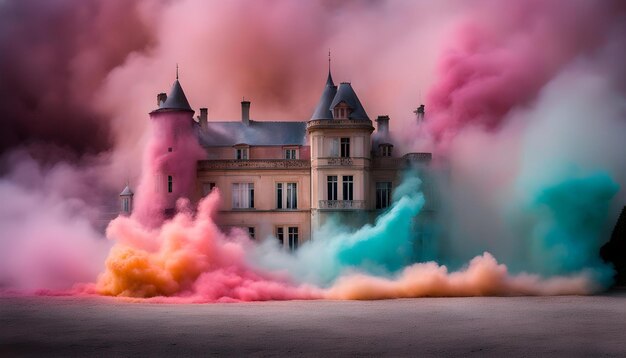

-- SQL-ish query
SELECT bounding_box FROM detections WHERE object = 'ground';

[1,293,626,357]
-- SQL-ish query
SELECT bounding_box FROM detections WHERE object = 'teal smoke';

[252,169,619,291]
[523,171,619,284]
[251,170,425,286]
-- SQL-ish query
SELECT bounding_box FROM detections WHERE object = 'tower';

[308,66,374,230]
[119,185,134,216]
[135,68,204,222]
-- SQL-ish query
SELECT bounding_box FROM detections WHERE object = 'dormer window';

[234,144,249,160]
[333,102,351,119]
[284,147,298,159]
[380,144,393,157]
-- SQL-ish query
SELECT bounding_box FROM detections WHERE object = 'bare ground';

[1,292,626,357]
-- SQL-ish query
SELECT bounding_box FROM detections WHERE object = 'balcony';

[326,157,353,166]
[319,200,366,210]
[307,119,374,132]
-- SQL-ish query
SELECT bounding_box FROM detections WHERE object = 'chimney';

[241,99,250,126]
[376,115,390,136]
[415,104,425,122]
[198,108,208,130]
[157,92,167,107]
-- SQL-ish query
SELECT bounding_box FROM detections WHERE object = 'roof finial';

[328,49,331,73]
[176,63,179,80]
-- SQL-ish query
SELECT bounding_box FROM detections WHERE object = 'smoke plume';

[1,0,625,301]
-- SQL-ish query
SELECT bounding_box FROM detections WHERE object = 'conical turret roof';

[310,71,337,120]
[119,185,134,196]
[329,82,369,120]
[156,79,193,113]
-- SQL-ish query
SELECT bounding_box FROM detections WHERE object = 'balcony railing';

[198,159,310,170]
[319,200,366,210]
[326,157,353,166]
[307,119,374,131]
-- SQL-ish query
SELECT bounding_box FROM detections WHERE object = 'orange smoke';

[96,190,321,302]
[325,253,600,300]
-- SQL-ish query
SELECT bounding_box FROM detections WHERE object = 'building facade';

[136,68,434,251]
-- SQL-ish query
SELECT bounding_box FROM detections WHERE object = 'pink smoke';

[131,109,206,227]
[96,190,321,303]
[424,0,626,148]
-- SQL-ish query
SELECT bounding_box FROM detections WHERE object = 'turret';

[119,185,134,215]
[141,66,201,218]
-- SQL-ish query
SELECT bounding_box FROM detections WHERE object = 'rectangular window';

[236,148,249,160]
[340,137,350,158]
[329,138,339,157]
[232,183,254,209]
[248,227,255,240]
[288,227,299,251]
[285,149,297,159]
[276,227,284,246]
[286,183,297,209]
[167,175,173,193]
[202,182,216,196]
[381,146,392,157]
[327,176,338,201]
[376,182,392,209]
[342,176,353,201]
[167,147,173,152]
[277,182,298,209]
[276,183,283,209]
[121,198,130,212]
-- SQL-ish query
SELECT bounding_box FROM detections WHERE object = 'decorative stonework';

[327,157,353,166]
[307,119,374,132]
[319,200,366,210]
[198,159,310,170]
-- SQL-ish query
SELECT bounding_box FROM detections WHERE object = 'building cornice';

[306,119,374,133]
[198,159,310,170]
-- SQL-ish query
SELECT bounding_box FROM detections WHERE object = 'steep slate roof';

[155,79,193,113]
[329,82,370,120]
[119,185,134,196]
[310,71,337,120]
[198,121,307,146]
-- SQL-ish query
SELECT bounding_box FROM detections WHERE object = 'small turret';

[119,185,134,216]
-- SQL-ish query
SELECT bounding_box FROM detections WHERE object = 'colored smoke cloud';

[0,151,110,291]
[97,191,321,302]
[1,0,625,300]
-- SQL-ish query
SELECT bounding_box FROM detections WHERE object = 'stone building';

[130,67,435,252]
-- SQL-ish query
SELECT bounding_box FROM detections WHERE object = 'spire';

[311,54,338,120]
[176,63,179,80]
[326,49,334,87]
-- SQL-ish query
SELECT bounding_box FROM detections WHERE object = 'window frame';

[340,137,350,158]
[232,182,255,209]
[276,227,284,246]
[327,175,338,201]
[288,226,299,251]
[202,182,216,196]
[284,148,298,160]
[235,146,249,160]
[276,182,298,209]
[342,175,354,201]
[376,181,392,209]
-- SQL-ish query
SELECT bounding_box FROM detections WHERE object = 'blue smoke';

[522,171,618,284]
[251,170,425,286]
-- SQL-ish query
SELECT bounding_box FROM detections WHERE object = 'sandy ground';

[1,293,626,357]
